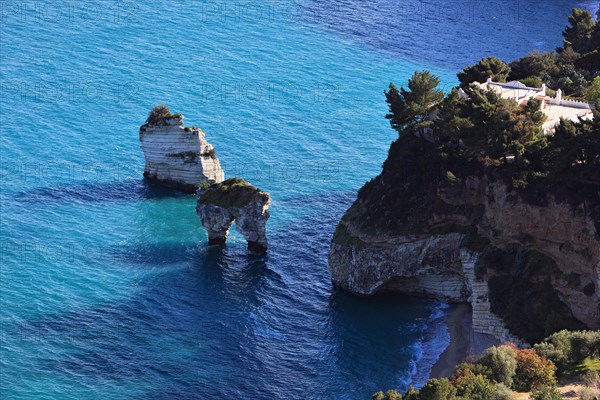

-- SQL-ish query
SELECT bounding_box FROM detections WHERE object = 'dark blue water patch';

[277,189,357,208]
[13,179,192,205]
[8,250,280,380]
[105,242,203,268]
[5,204,437,400]
[301,0,577,70]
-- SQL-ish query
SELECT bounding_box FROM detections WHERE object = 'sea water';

[0,0,592,398]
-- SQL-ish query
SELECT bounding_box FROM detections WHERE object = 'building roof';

[473,78,594,133]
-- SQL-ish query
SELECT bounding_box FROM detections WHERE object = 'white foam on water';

[405,302,451,389]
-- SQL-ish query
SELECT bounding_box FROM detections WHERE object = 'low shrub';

[453,362,492,380]
[419,378,456,400]
[372,390,403,400]
[494,383,514,400]
[513,349,557,392]
[534,330,600,373]
[529,385,562,400]
[519,76,543,88]
[198,178,269,208]
[145,104,183,126]
[403,386,419,400]
[453,373,496,400]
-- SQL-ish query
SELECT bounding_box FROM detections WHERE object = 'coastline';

[429,303,503,379]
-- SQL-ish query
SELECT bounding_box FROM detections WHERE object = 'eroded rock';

[196,178,271,254]
[139,106,224,192]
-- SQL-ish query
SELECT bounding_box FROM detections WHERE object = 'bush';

[453,363,493,381]
[586,76,600,103]
[419,378,457,400]
[198,178,269,208]
[529,385,562,400]
[535,330,600,373]
[583,371,600,389]
[403,386,419,400]
[146,104,171,125]
[479,345,518,387]
[514,349,557,392]
[145,104,182,126]
[453,369,496,400]
[372,390,403,400]
[494,383,514,400]
[457,57,510,86]
[578,386,600,400]
[519,76,543,88]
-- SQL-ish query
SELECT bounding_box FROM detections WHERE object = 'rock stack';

[139,105,224,192]
[196,178,271,254]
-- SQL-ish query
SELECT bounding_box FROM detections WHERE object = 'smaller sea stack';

[196,178,271,254]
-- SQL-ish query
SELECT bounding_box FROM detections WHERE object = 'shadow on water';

[4,188,418,399]
[7,242,281,386]
[105,241,276,273]
[13,179,192,204]
[325,288,437,395]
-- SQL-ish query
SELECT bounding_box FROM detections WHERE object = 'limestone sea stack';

[196,178,271,254]
[139,104,224,192]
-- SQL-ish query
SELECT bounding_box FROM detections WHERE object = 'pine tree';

[384,83,411,133]
[560,8,594,54]
[385,71,444,136]
[457,57,510,87]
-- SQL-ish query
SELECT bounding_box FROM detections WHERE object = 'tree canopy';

[457,57,510,87]
[560,8,595,54]
[385,71,444,136]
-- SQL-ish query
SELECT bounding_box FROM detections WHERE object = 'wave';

[404,302,451,390]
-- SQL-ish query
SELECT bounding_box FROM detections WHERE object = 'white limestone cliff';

[139,116,224,192]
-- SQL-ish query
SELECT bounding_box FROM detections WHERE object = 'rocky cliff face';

[139,116,224,192]
[329,232,468,300]
[196,178,271,254]
[329,136,599,344]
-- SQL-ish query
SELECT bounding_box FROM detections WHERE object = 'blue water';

[0,1,590,398]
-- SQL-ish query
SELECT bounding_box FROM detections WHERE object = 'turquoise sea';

[0,1,595,398]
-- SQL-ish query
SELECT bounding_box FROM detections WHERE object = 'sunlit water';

[0,0,590,398]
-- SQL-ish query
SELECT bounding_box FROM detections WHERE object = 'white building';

[463,78,594,134]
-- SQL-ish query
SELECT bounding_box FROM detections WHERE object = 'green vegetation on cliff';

[143,104,183,126]
[372,331,600,400]
[347,52,599,238]
[379,7,599,203]
[198,178,269,208]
